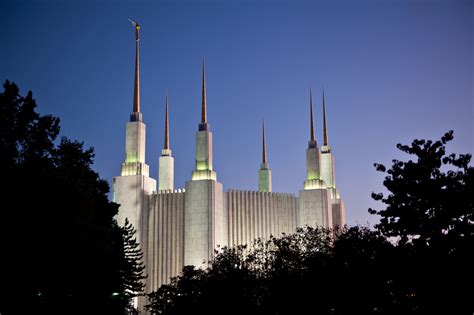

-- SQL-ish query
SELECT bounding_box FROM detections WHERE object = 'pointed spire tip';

[201,60,207,125]
[262,119,267,164]
[164,92,170,150]
[323,89,329,146]
[309,88,315,142]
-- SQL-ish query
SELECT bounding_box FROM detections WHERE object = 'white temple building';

[112,22,345,311]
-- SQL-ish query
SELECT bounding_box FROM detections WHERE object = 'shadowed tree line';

[147,131,473,314]
[0,81,145,314]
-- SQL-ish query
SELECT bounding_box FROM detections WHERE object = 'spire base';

[161,149,172,157]
[304,179,326,190]
[321,145,331,153]
[199,123,209,131]
[308,140,317,149]
[121,161,149,177]
[130,112,142,122]
[192,169,217,181]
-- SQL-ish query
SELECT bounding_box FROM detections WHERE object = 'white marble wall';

[226,190,297,246]
[298,189,332,229]
[113,175,156,244]
[184,180,226,268]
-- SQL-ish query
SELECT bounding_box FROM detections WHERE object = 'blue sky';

[1,0,472,226]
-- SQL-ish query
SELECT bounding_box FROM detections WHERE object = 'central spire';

[310,88,315,142]
[132,20,140,114]
[323,89,329,146]
[192,60,216,180]
[159,91,174,190]
[164,91,169,150]
[259,119,272,192]
[262,119,267,164]
[307,88,317,149]
[128,19,142,122]
[201,60,207,124]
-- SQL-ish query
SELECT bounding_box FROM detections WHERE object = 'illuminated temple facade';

[112,24,345,311]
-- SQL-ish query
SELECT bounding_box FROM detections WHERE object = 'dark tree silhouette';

[0,81,144,314]
[369,130,473,246]
[118,218,146,309]
[369,131,474,314]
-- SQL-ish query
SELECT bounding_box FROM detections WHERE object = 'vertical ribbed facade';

[147,190,185,292]
[225,190,298,247]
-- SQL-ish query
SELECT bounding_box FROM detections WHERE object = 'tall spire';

[201,60,207,124]
[309,88,315,142]
[262,119,267,164]
[130,19,141,114]
[323,89,328,146]
[259,119,272,192]
[159,90,174,191]
[164,91,169,150]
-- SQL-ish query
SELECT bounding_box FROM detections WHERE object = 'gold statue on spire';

[128,18,141,41]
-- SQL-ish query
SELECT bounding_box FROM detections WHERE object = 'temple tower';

[184,62,227,268]
[298,89,332,228]
[258,120,272,192]
[319,91,345,228]
[113,20,156,232]
[159,92,174,191]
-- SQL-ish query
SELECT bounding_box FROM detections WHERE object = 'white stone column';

[258,163,272,192]
[159,149,174,191]
[320,146,336,189]
[192,128,217,181]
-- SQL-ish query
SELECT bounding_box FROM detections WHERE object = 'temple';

[112,23,345,312]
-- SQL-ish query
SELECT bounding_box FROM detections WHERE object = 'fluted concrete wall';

[147,190,185,292]
[226,190,297,247]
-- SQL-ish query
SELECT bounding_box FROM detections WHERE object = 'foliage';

[368,130,474,314]
[369,130,473,246]
[0,81,144,314]
[119,218,146,307]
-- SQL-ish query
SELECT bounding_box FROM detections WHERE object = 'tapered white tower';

[304,89,325,190]
[319,90,345,228]
[159,92,174,191]
[258,120,272,192]
[191,61,217,181]
[113,20,156,236]
[320,90,335,188]
[184,61,226,268]
[299,89,332,228]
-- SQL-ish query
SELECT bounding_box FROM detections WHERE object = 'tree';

[369,130,473,246]
[116,218,146,311]
[369,131,474,314]
[146,227,335,315]
[0,80,144,314]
